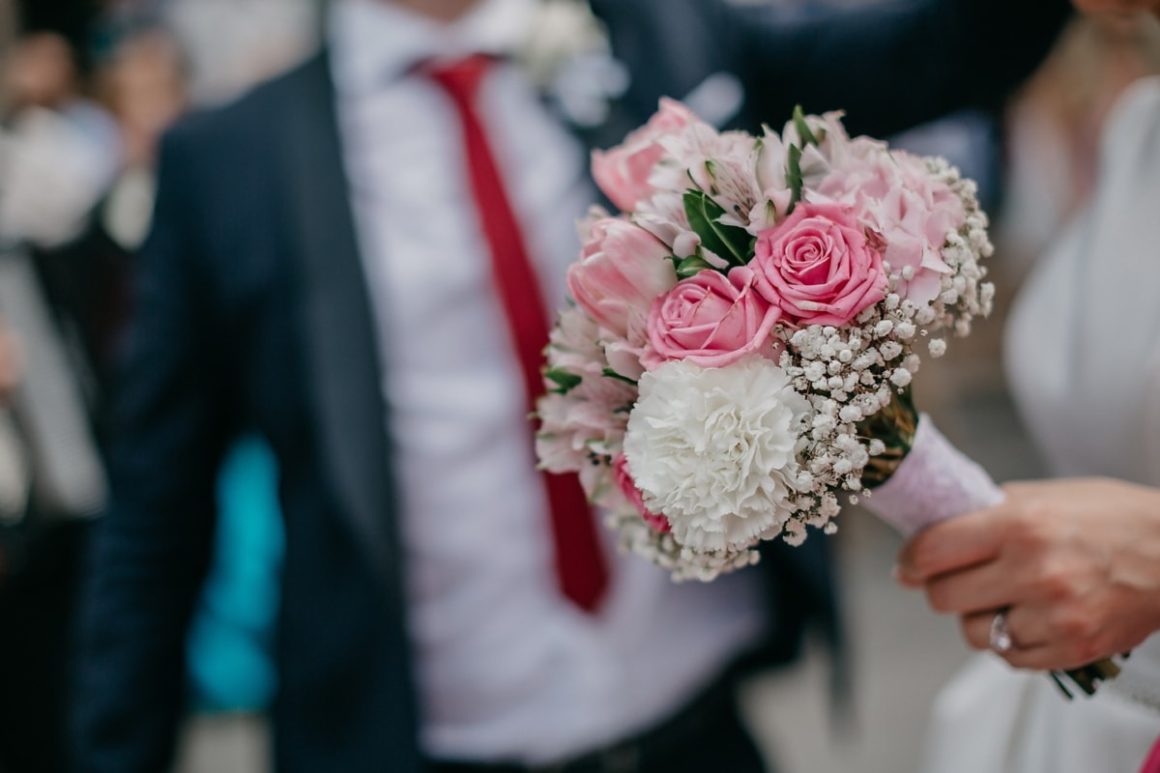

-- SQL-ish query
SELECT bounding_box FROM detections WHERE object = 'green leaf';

[682,190,751,266]
[792,104,819,147]
[545,368,582,395]
[675,255,713,278]
[786,144,804,214]
[602,368,638,386]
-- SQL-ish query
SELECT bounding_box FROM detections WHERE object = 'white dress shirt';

[330,0,768,763]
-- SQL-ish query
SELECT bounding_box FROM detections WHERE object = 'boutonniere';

[518,0,629,128]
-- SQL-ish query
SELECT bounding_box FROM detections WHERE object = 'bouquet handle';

[864,413,1121,699]
[865,413,1003,537]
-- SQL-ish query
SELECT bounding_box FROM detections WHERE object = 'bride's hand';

[895,478,1160,670]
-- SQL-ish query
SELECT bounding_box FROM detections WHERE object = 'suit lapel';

[280,53,403,588]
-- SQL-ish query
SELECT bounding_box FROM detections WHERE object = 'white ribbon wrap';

[865,414,1004,536]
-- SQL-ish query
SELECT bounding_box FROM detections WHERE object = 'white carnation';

[623,357,810,552]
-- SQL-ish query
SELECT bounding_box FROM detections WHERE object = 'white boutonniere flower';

[519,0,629,128]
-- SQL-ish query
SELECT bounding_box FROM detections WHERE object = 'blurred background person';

[0,19,116,773]
[10,0,97,65]
[0,3,310,771]
[68,0,1066,772]
[1,30,119,248]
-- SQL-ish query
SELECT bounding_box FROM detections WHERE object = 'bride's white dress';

[921,75,1160,773]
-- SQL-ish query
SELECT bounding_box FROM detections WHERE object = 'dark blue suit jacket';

[72,1,1067,771]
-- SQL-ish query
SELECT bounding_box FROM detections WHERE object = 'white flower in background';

[624,357,810,552]
[521,0,608,82]
[520,0,627,128]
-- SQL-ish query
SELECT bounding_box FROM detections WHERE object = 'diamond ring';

[990,609,1015,653]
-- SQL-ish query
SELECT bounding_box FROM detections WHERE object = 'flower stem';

[860,386,918,489]
[1057,657,1122,698]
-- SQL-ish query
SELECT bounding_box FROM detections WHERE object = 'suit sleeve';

[710,0,1071,137]
[71,128,235,773]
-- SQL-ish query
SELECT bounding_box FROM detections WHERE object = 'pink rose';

[613,454,670,533]
[567,218,676,340]
[817,150,964,305]
[753,202,887,327]
[591,98,696,212]
[643,266,781,369]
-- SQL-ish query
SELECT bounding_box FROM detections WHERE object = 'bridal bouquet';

[535,99,993,581]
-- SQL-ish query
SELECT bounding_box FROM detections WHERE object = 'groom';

[72,0,1068,771]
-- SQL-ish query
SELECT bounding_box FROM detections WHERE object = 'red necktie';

[427,56,609,612]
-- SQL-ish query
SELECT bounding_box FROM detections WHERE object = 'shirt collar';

[328,0,538,95]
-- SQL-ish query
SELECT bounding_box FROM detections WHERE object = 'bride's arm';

[896,478,1160,671]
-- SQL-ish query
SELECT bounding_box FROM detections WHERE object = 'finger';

[897,506,1009,583]
[998,480,1039,498]
[999,643,1097,673]
[960,611,993,651]
[1003,604,1055,651]
[961,607,1054,654]
[924,560,1016,615]
[893,563,923,589]
[994,606,1108,671]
